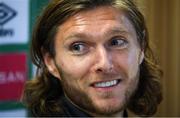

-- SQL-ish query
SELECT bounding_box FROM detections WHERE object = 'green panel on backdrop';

[0,0,49,111]
[29,0,49,78]
[30,0,50,32]
[0,102,25,111]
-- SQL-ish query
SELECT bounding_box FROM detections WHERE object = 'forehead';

[73,6,123,23]
[57,6,136,38]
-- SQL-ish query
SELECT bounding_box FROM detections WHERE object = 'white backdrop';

[0,0,29,45]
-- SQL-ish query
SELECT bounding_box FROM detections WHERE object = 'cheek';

[114,51,140,78]
[58,55,93,79]
[128,52,139,66]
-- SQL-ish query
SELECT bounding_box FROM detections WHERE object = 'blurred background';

[136,0,180,116]
[0,0,179,117]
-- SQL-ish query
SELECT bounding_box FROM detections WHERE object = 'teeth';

[94,80,118,88]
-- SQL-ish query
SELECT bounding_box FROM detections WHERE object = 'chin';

[92,98,125,116]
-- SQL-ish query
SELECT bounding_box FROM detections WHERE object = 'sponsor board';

[0,53,27,101]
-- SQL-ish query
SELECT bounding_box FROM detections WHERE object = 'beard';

[56,64,139,116]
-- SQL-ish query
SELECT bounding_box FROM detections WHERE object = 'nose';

[93,46,114,73]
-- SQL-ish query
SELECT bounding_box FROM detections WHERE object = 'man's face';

[45,6,144,116]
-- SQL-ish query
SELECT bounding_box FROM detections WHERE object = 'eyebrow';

[107,27,129,36]
[65,27,129,41]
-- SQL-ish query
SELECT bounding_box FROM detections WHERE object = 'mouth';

[91,79,121,88]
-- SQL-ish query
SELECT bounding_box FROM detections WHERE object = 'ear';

[139,50,144,65]
[43,53,61,80]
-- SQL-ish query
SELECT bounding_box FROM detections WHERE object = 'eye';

[109,36,128,48]
[70,42,88,55]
